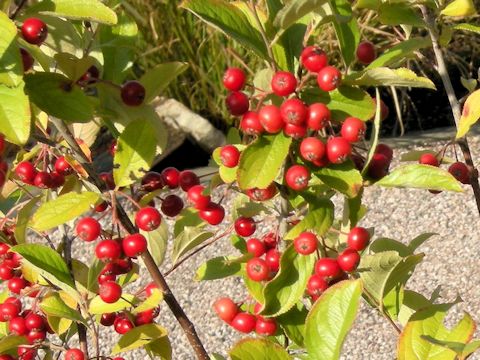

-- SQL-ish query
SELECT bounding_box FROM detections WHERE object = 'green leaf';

[54,53,96,82]
[14,197,39,244]
[30,192,101,231]
[273,0,328,29]
[366,38,431,69]
[457,89,480,138]
[421,336,480,359]
[397,290,431,326]
[113,118,157,187]
[86,258,104,294]
[441,0,476,16]
[144,335,172,360]
[47,315,72,335]
[24,72,94,123]
[0,335,26,353]
[140,62,188,103]
[314,160,363,198]
[181,0,269,59]
[172,227,213,264]
[237,133,292,190]
[229,338,291,360]
[378,3,425,26]
[454,23,480,34]
[0,82,31,145]
[195,255,244,281]
[277,302,308,347]
[284,197,334,240]
[0,11,22,87]
[376,164,463,192]
[408,233,437,252]
[89,294,136,314]
[111,324,168,355]
[261,245,315,317]
[40,293,87,325]
[35,0,117,24]
[142,222,168,267]
[305,279,363,360]
[345,67,435,89]
[400,150,454,164]
[11,244,78,300]
[173,208,204,237]
[301,86,375,121]
[329,0,360,66]
[243,272,265,303]
[133,289,163,314]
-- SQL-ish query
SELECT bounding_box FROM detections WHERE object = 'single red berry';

[22,18,48,45]
[18,346,37,360]
[179,170,200,191]
[223,68,246,91]
[135,207,162,231]
[356,41,376,65]
[373,97,389,121]
[15,161,36,184]
[99,281,122,303]
[25,313,44,331]
[8,316,27,335]
[315,258,343,279]
[64,348,85,360]
[141,172,164,191]
[226,91,249,116]
[246,184,277,201]
[337,248,360,272]
[20,48,34,72]
[0,355,14,360]
[145,282,159,297]
[8,277,26,294]
[213,297,238,323]
[259,105,283,134]
[262,232,278,249]
[283,123,307,139]
[0,302,19,321]
[294,232,318,255]
[114,317,134,334]
[271,71,297,97]
[122,233,147,257]
[307,103,331,130]
[33,171,52,188]
[280,98,307,125]
[161,167,180,188]
[199,202,225,225]
[246,257,270,282]
[240,111,264,135]
[121,81,145,106]
[134,309,155,326]
[100,312,116,327]
[94,201,109,213]
[161,194,184,217]
[449,162,470,184]
[347,227,370,251]
[78,65,100,85]
[54,156,72,175]
[99,172,115,190]
[75,217,101,242]
[231,312,256,333]
[326,137,351,164]
[246,238,266,258]
[95,239,121,262]
[375,143,393,162]
[220,145,240,168]
[27,329,46,344]
[265,249,280,272]
[341,117,366,143]
[4,297,21,312]
[285,165,310,191]
[234,217,256,237]
[307,274,329,298]
[419,153,439,167]
[187,185,211,210]
[300,137,325,162]
[50,171,65,188]
[367,153,390,179]
[317,66,341,92]
[301,46,328,73]
[98,272,116,284]
[0,263,14,281]
[0,243,10,255]
[255,316,277,336]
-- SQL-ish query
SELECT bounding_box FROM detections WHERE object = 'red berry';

[0,263,14,281]
[220,145,240,168]
[356,41,376,65]
[8,316,27,335]
[223,68,246,91]
[20,48,34,72]
[0,355,14,360]
[64,348,85,360]
[246,184,277,201]
[271,71,297,97]
[187,185,211,210]
[280,98,307,125]
[54,156,72,175]
[98,272,116,284]
[15,161,36,184]
[34,171,52,188]
[246,257,270,282]
[199,203,225,225]
[449,162,470,184]
[307,103,331,130]
[95,239,121,262]
[179,170,200,191]
[122,233,147,257]
[99,172,115,190]
[337,248,360,272]
[25,313,44,331]
[301,46,328,73]
[114,317,134,334]
[263,233,278,249]
[213,297,238,323]
[419,153,439,167]
[285,165,310,191]
[259,105,283,134]
[327,137,351,164]
[50,171,65,188]
[283,123,307,139]
[315,258,343,279]
[4,297,21,312]
[121,81,145,106]
[234,217,256,237]
[255,316,277,336]
[367,153,390,179]
[375,143,393,162]
[0,160,7,174]
[341,117,366,143]
[75,217,101,242]
[300,137,325,162]
[317,66,342,92]
[135,207,162,231]
[246,238,266,258]
[161,167,180,188]
[0,243,10,255]
[99,281,122,303]
[145,282,159,297]
[347,227,370,251]
[22,18,48,45]
[307,274,329,298]
[100,312,116,326]
[226,91,249,116]
[294,232,318,255]
[265,249,280,272]
[161,194,184,217]
[8,277,26,294]
[240,111,264,136]
[94,201,109,213]
[78,65,100,85]
[141,172,164,191]
[0,302,19,321]
[231,312,256,333]
[18,346,36,360]
[27,329,46,344]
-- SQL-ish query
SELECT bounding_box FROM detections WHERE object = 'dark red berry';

[271,71,297,97]
[280,98,307,125]
[285,165,310,191]
[356,41,376,65]
[294,232,318,255]
[326,137,351,164]
[220,145,240,168]
[307,103,331,130]
[213,297,238,323]
[199,202,225,225]
[226,91,249,116]
[122,233,147,257]
[179,170,200,191]
[99,281,122,303]
[121,81,145,106]
[246,238,266,258]
[240,111,264,135]
[54,156,72,175]
[141,172,164,191]
[449,162,470,184]
[246,257,269,281]
[347,227,370,251]
[20,48,34,72]
[317,66,341,92]
[100,313,116,326]
[161,195,184,217]
[99,172,115,190]
[78,65,100,85]
[246,184,277,201]
[341,117,366,143]
[301,46,328,73]
[367,153,390,179]
[33,171,52,188]
[234,217,256,237]
[373,97,389,121]
[223,68,246,91]
[75,217,101,242]
[22,18,48,45]
[283,123,307,139]
[94,201,109,213]
[135,207,162,231]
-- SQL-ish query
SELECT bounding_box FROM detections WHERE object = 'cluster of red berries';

[213,297,278,336]
[245,232,281,282]
[0,243,37,298]
[14,156,72,189]
[418,153,471,187]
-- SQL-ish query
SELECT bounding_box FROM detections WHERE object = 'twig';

[9,0,27,19]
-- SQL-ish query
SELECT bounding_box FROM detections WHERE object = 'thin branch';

[9,0,27,19]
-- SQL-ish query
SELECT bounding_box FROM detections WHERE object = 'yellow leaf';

[456,89,480,138]
[441,0,476,16]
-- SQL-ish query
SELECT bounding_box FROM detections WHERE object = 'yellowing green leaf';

[89,294,136,314]
[229,338,290,360]
[0,82,31,145]
[37,0,118,24]
[140,62,188,103]
[133,289,163,314]
[441,0,476,17]
[40,293,87,325]
[111,324,168,355]
[457,89,480,138]
[0,11,22,87]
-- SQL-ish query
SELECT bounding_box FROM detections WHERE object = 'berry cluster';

[0,243,35,297]
[418,152,471,188]
[14,156,72,190]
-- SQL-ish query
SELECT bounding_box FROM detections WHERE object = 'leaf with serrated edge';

[457,89,480,138]
[345,67,436,89]
[229,338,291,360]
[111,324,168,355]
